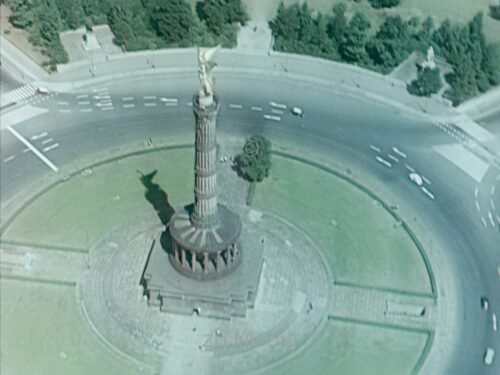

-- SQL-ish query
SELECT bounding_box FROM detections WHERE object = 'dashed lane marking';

[123,104,135,109]
[422,176,431,185]
[387,154,399,163]
[488,211,495,226]
[92,87,108,93]
[229,104,243,109]
[375,156,392,168]
[271,109,284,114]
[4,156,15,163]
[143,95,156,100]
[122,96,134,101]
[491,199,495,210]
[370,145,381,153]
[59,109,71,113]
[251,106,263,111]
[30,132,48,141]
[80,108,93,113]
[76,94,88,99]
[57,101,69,106]
[405,164,416,172]
[41,138,54,144]
[421,186,435,200]
[144,102,157,107]
[6,126,58,172]
[392,146,407,159]
[492,186,496,195]
[101,107,114,111]
[475,187,479,197]
[165,102,178,107]
[481,217,488,227]
[476,201,481,212]
[42,143,59,152]
[78,101,91,105]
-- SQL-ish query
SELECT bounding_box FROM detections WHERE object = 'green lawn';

[253,156,433,295]
[1,147,194,251]
[272,320,429,375]
[0,280,138,375]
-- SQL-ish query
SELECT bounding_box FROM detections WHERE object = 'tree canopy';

[235,135,272,183]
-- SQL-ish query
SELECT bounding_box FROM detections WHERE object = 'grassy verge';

[253,156,433,295]
[0,279,137,375]
[271,319,429,375]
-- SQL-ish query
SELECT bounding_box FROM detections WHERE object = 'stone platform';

[142,223,264,319]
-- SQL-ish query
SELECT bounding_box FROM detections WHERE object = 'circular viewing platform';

[167,204,242,280]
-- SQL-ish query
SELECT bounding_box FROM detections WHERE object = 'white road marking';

[57,101,69,106]
[269,101,287,109]
[493,313,497,332]
[59,109,71,113]
[491,186,496,195]
[421,186,435,200]
[76,94,88,99]
[42,143,59,152]
[160,97,178,103]
[165,102,178,107]
[123,104,135,109]
[263,114,281,122]
[144,102,157,107]
[422,176,431,185]
[476,201,481,212]
[475,187,479,197]
[78,101,91,105]
[22,148,31,153]
[491,199,495,210]
[93,87,108,93]
[497,266,500,277]
[251,106,263,111]
[41,138,54,144]
[406,164,416,172]
[488,211,495,226]
[94,95,111,100]
[143,95,156,100]
[122,96,134,101]
[101,107,114,111]
[0,105,49,129]
[481,217,488,227]
[387,154,399,163]
[4,155,15,163]
[496,175,500,181]
[375,156,392,168]
[95,102,113,107]
[392,146,407,159]
[369,145,381,153]
[80,108,93,113]
[271,109,284,114]
[229,104,243,109]
[434,144,489,183]
[6,126,58,172]
[30,132,48,140]
[186,102,193,106]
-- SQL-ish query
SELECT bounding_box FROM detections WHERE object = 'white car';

[409,172,423,186]
[484,347,495,366]
[36,87,49,94]
[291,106,303,117]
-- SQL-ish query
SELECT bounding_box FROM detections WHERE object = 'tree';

[366,16,412,69]
[339,12,371,64]
[368,0,401,9]
[148,0,196,46]
[235,135,271,183]
[55,0,85,29]
[408,66,441,97]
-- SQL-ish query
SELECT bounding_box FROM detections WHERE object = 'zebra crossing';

[0,85,37,107]
[0,105,49,130]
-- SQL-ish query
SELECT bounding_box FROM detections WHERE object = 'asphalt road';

[1,70,499,374]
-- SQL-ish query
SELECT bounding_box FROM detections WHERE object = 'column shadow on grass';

[138,169,175,226]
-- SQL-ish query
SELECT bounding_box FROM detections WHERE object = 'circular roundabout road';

[0,57,499,375]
